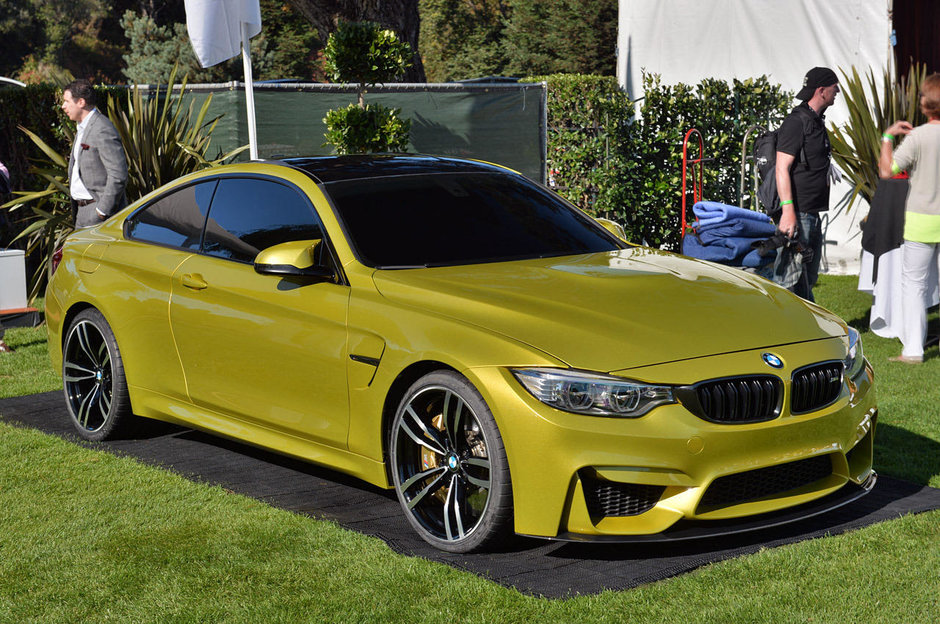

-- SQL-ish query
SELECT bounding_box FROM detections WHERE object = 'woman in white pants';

[879,73,940,363]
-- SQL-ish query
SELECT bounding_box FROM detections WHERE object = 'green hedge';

[526,73,792,250]
[0,86,68,190]
[523,73,632,219]
[1,85,65,248]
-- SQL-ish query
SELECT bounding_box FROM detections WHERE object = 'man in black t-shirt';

[774,66,840,301]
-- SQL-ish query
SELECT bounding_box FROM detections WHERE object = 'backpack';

[753,106,814,219]
[753,129,779,217]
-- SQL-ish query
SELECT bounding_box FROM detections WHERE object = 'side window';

[125,180,216,249]
[201,178,325,263]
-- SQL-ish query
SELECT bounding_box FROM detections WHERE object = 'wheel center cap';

[447,455,459,472]
[95,370,104,383]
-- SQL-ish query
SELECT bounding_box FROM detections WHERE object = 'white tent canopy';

[617,0,894,274]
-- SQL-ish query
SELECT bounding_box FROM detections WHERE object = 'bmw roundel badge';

[761,353,784,368]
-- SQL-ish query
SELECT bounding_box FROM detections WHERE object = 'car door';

[109,179,218,401]
[168,176,351,448]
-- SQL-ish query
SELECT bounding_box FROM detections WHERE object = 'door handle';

[180,273,208,290]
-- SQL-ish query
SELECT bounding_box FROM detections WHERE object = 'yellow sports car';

[45,156,876,552]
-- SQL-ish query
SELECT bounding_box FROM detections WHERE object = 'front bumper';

[468,338,877,540]
[546,471,877,543]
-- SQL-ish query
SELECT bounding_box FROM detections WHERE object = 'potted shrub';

[322,21,413,154]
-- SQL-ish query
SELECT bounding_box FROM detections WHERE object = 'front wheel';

[389,371,513,552]
[62,308,133,441]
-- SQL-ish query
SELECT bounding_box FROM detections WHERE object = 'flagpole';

[242,21,259,160]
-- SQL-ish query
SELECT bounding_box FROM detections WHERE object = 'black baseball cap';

[797,67,839,100]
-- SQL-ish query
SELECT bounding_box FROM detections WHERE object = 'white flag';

[184,0,262,68]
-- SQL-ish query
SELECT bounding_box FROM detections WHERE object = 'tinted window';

[125,180,216,249]
[202,178,325,263]
[325,172,621,267]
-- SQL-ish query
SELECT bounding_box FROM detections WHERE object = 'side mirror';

[595,217,627,241]
[253,239,334,280]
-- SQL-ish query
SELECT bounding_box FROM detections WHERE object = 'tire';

[62,308,133,441]
[389,371,513,553]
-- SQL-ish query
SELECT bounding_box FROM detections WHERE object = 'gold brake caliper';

[422,413,448,502]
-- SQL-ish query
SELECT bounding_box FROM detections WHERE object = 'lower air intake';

[582,473,665,517]
[698,454,833,510]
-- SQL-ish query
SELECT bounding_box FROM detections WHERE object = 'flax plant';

[1,127,73,302]
[830,63,927,210]
[109,65,247,200]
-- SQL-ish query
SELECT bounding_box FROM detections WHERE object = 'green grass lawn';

[0,277,938,623]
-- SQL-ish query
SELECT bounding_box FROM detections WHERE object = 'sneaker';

[888,354,923,364]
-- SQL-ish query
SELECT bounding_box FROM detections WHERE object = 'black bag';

[753,130,780,218]
[753,106,814,219]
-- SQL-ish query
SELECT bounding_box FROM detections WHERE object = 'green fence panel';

[168,82,547,182]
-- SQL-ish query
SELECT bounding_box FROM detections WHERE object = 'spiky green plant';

[108,65,248,200]
[0,127,72,303]
[830,63,927,210]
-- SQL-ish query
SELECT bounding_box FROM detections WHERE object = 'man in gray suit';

[62,79,128,228]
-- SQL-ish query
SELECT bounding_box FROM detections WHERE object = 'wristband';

[779,199,794,207]
[882,132,894,142]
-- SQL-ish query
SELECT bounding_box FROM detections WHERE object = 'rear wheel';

[389,371,513,552]
[62,308,133,441]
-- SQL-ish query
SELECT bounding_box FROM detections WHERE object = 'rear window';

[324,172,621,267]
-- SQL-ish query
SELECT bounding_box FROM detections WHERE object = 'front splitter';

[523,472,877,544]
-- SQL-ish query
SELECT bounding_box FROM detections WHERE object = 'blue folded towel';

[692,201,773,228]
[698,217,778,244]
[681,232,775,267]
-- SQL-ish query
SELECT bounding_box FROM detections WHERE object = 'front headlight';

[511,368,675,417]
[844,327,865,380]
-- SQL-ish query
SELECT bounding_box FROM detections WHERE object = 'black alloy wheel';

[389,371,513,553]
[62,308,132,441]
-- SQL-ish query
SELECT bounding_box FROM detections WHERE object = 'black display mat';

[3,391,939,598]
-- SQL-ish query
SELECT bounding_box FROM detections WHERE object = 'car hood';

[371,248,846,371]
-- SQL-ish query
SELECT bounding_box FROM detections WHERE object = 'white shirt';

[69,109,96,201]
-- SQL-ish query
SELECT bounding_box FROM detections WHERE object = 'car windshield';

[324,172,622,268]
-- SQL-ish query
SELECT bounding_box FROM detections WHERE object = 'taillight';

[51,247,63,274]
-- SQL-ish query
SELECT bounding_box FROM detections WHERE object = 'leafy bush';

[323,104,411,154]
[0,85,70,208]
[1,126,72,302]
[324,21,413,107]
[522,73,632,219]
[830,63,928,211]
[623,73,792,249]
[527,73,792,250]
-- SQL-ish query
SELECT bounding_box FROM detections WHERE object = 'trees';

[1,0,136,84]
[287,0,425,81]
[121,1,323,84]
[502,0,617,76]
[419,0,509,82]
[417,0,617,82]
